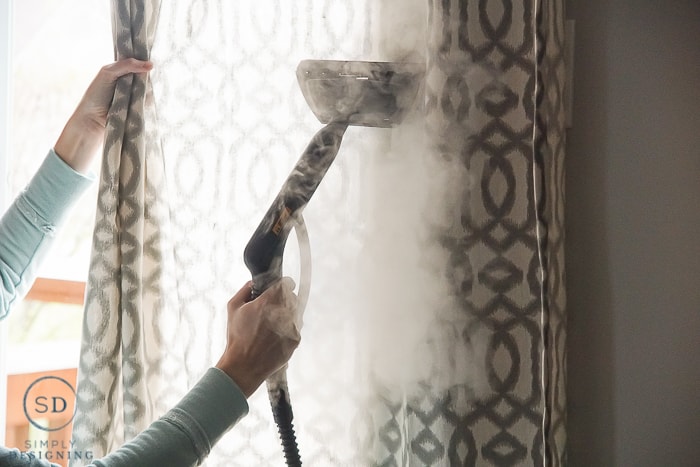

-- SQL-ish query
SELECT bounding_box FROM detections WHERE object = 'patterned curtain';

[72,0,566,466]
[70,0,181,460]
[358,1,566,465]
[375,0,567,464]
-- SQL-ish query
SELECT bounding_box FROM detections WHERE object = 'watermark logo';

[22,375,76,431]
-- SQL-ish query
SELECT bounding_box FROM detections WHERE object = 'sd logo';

[22,376,76,431]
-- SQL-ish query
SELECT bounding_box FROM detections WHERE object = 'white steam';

[353,113,488,405]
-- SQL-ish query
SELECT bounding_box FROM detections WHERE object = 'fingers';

[53,59,154,172]
[261,276,296,304]
[259,277,301,342]
[90,59,153,93]
[217,277,301,397]
[227,277,295,312]
[103,58,154,80]
[228,281,253,310]
[230,277,300,335]
[279,276,296,296]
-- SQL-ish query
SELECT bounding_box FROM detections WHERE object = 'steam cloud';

[350,0,489,413]
[354,116,488,405]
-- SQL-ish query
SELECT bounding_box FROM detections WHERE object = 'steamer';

[243,59,424,466]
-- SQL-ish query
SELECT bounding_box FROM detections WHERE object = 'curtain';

[72,0,566,466]
[411,1,568,465]
[70,0,179,458]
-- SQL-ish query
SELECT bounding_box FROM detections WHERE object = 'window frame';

[0,0,13,441]
[0,0,90,442]
[24,278,86,306]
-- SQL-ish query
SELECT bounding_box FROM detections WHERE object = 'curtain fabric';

[71,0,176,460]
[72,0,566,465]
[406,0,567,464]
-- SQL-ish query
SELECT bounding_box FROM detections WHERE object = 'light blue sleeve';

[0,369,249,467]
[0,447,61,467]
[89,367,249,467]
[0,149,93,320]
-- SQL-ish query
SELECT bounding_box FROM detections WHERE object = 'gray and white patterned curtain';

[71,0,182,460]
[72,0,566,466]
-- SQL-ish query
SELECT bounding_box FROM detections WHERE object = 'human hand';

[216,277,301,398]
[54,58,154,174]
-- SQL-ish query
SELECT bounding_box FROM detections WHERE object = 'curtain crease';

[71,0,174,460]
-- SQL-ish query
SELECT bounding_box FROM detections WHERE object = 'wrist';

[215,358,263,399]
[53,113,105,174]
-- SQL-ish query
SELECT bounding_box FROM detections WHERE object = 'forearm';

[53,113,104,175]
[89,368,249,467]
[0,447,60,467]
[0,150,92,319]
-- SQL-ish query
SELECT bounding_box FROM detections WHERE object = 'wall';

[565,1,700,466]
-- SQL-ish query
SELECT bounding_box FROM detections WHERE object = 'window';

[1,1,112,463]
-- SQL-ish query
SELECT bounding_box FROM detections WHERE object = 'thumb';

[229,281,253,309]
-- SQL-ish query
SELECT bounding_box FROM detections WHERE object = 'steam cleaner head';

[297,59,424,128]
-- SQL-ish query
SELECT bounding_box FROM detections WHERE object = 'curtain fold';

[72,1,566,465]
[534,0,568,462]
[71,0,174,461]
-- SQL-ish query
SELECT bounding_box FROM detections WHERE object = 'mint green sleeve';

[89,367,249,467]
[0,369,249,467]
[0,447,61,466]
[0,149,93,320]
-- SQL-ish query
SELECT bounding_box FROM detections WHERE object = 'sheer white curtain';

[72,1,567,466]
[146,1,382,464]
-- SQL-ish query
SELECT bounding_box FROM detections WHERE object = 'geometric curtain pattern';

[385,0,565,465]
[147,2,381,466]
[71,0,174,461]
[76,1,383,465]
[71,0,566,465]
[360,0,567,465]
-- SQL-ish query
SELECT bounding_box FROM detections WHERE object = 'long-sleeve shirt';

[0,150,249,466]
[1,367,248,467]
[0,150,92,319]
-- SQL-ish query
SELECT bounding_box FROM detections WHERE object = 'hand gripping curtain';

[70,0,176,462]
